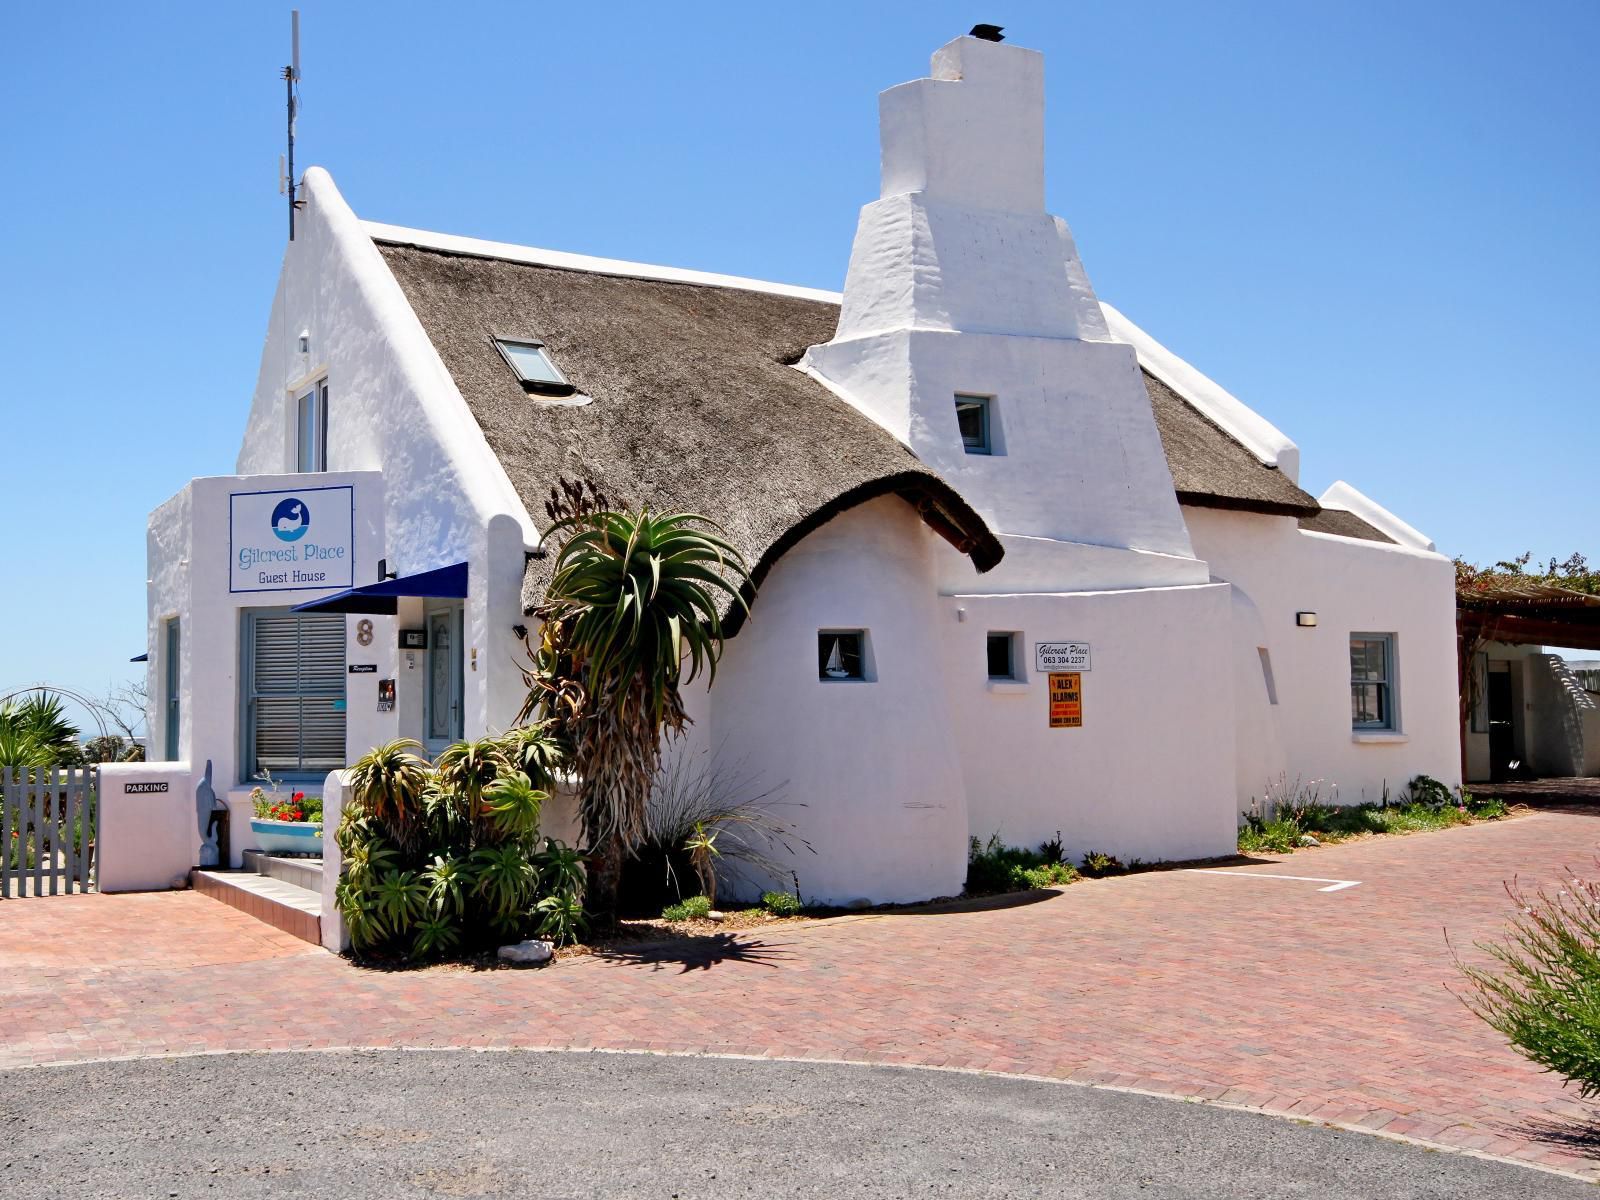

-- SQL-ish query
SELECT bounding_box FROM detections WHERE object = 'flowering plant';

[251,789,323,823]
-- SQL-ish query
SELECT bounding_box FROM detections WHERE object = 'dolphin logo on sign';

[271,497,310,542]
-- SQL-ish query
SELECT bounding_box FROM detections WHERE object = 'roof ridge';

[363,221,844,305]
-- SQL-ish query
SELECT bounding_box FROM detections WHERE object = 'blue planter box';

[250,818,323,857]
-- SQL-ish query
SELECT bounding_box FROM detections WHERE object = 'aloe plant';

[528,503,752,919]
[472,843,538,919]
[535,892,587,947]
[347,739,430,846]
[481,772,546,843]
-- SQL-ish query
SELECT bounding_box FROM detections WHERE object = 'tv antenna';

[281,10,303,240]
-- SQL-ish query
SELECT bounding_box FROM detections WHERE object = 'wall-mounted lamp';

[1296,611,1319,628]
[297,329,310,354]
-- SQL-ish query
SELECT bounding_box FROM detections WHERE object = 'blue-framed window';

[955,394,993,454]
[1350,633,1398,730]
[163,617,181,761]
[241,609,346,782]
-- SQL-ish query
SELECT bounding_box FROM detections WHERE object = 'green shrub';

[1078,850,1125,878]
[1456,869,1600,1097]
[1239,774,1511,854]
[1016,862,1078,889]
[762,890,802,916]
[662,894,712,922]
[334,727,584,962]
[966,834,1078,895]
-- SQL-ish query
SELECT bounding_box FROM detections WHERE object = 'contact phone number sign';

[1035,642,1091,672]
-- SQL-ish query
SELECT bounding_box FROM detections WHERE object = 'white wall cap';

[1099,300,1301,483]
[1318,480,1437,553]
[361,220,844,305]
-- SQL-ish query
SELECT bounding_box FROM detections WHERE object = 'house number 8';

[356,619,374,647]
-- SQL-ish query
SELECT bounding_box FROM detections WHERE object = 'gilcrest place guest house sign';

[229,485,354,593]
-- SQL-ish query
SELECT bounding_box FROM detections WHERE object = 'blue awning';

[291,562,469,615]
[130,652,149,663]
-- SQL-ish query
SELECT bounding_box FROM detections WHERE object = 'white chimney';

[802,33,1204,589]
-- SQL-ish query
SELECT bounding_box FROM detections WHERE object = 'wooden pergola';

[1457,582,1600,654]
[1456,582,1600,779]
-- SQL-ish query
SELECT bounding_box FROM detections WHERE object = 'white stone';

[497,940,554,965]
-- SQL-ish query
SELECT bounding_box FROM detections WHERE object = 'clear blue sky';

[4,1,1596,732]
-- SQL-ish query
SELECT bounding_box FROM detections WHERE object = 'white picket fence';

[1,766,97,896]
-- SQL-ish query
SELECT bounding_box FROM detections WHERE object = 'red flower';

[292,791,305,802]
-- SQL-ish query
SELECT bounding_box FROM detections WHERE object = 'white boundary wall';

[97,762,197,893]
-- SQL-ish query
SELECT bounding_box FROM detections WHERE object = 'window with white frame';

[1350,633,1398,730]
[295,378,328,472]
[954,394,993,455]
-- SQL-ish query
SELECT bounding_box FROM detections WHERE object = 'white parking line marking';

[1181,869,1362,893]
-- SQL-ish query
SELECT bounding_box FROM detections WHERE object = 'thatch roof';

[378,239,1337,625]
[1141,370,1318,517]
[377,241,1002,628]
[1297,507,1395,543]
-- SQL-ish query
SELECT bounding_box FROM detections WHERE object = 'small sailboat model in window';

[823,638,850,679]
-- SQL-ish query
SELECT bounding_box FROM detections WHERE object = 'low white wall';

[942,580,1238,864]
[319,769,350,953]
[97,762,197,893]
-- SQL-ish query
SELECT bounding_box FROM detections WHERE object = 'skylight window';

[494,337,574,396]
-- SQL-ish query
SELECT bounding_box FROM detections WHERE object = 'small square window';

[819,631,867,681]
[1350,633,1398,730]
[987,632,1019,680]
[955,394,992,454]
[494,337,574,395]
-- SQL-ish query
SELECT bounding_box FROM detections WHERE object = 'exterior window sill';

[1352,731,1409,744]
[987,680,1030,694]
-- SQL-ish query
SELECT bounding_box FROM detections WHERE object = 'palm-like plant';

[528,505,752,919]
[0,692,83,770]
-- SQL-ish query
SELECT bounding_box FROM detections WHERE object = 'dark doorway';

[1487,670,1516,781]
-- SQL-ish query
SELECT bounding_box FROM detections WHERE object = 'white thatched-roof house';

[136,31,1459,907]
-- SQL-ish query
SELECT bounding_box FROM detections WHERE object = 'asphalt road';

[0,1051,1585,1198]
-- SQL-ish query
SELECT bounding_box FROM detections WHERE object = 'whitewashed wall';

[1184,507,1461,806]
[143,471,384,864]
[706,497,970,906]
[97,761,197,893]
[938,574,1238,864]
[234,168,537,746]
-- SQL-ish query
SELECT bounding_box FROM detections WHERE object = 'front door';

[425,605,464,755]
[1487,670,1516,781]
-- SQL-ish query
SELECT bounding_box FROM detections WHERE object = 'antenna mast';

[284,10,302,240]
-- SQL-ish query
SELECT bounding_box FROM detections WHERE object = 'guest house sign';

[229,485,354,594]
[1035,641,1092,672]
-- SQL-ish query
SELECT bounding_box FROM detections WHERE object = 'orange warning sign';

[1048,672,1082,728]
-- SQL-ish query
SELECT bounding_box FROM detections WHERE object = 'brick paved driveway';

[3,810,1596,1179]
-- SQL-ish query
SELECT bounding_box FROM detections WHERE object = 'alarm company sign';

[229,484,354,594]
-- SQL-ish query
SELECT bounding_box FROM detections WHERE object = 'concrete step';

[241,850,324,893]
[192,869,321,945]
